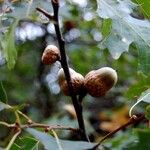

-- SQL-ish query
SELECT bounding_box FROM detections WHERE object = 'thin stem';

[36,1,88,141]
[4,130,21,150]
[50,0,88,140]
[17,110,32,121]
[15,111,21,124]
[0,117,79,133]
[91,115,145,150]
[0,121,15,128]
[36,7,54,20]
[52,129,63,150]
[21,123,79,132]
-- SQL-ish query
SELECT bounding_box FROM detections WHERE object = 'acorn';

[58,68,84,96]
[84,67,117,97]
[41,45,60,65]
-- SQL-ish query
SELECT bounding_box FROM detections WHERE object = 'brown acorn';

[58,68,84,96]
[41,45,60,65]
[84,67,117,97]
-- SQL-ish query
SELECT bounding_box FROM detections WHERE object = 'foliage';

[132,0,150,18]
[0,0,150,150]
[129,89,150,117]
[2,19,19,69]
[26,128,96,150]
[11,137,39,150]
[97,0,150,74]
[0,81,7,103]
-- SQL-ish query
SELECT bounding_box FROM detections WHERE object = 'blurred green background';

[0,0,150,149]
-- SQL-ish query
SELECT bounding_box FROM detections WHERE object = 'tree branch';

[22,122,79,133]
[36,7,54,20]
[0,120,79,133]
[90,115,146,150]
[0,121,15,128]
[36,1,88,141]
[50,0,88,140]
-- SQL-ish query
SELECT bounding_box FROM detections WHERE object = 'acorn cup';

[41,45,60,65]
[84,67,118,97]
[58,68,85,96]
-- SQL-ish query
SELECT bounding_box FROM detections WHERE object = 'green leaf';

[145,105,150,120]
[101,18,112,38]
[97,0,150,74]
[10,137,39,150]
[2,19,19,69]
[10,143,21,150]
[132,0,150,18]
[130,128,150,150]
[136,41,150,74]
[129,89,150,116]
[26,128,96,150]
[125,73,150,99]
[0,102,11,112]
[0,81,8,103]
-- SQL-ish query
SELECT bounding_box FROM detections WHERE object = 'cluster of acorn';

[42,45,118,97]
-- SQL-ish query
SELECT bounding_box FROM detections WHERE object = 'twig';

[90,115,145,150]
[50,0,88,140]
[0,120,79,133]
[21,123,79,132]
[36,1,88,141]
[0,121,15,128]
[17,110,32,121]
[15,111,21,124]
[36,7,54,20]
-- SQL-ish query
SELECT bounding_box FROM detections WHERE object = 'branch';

[0,121,15,128]
[36,7,54,20]
[17,110,32,121]
[0,120,79,133]
[90,115,146,150]
[21,122,79,133]
[50,0,88,140]
[36,0,88,141]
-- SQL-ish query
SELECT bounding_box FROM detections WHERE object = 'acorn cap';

[84,67,117,97]
[42,45,60,65]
